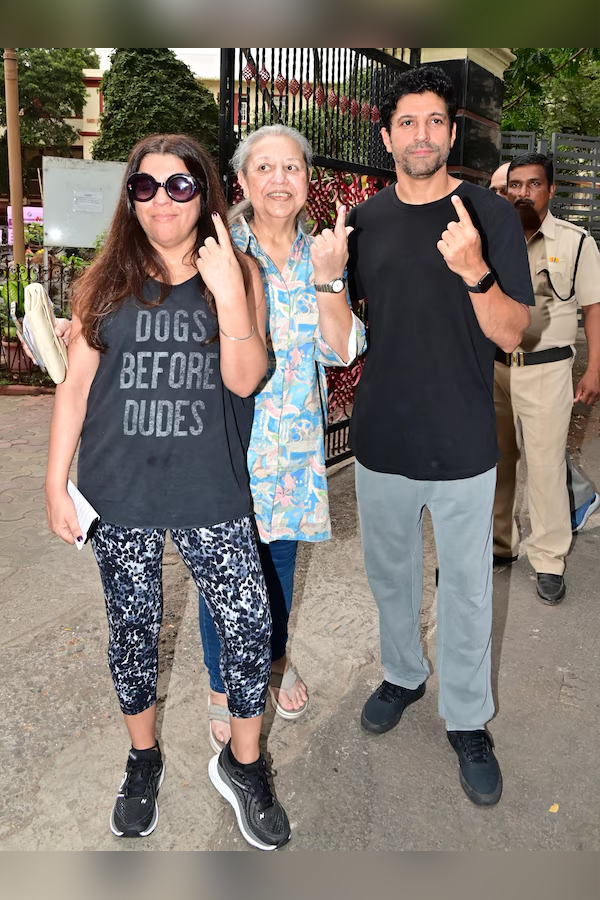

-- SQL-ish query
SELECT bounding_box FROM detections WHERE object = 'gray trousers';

[566,451,595,513]
[355,461,496,731]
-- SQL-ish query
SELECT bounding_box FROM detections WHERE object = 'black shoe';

[208,744,291,850]
[110,745,164,837]
[493,554,518,567]
[447,730,502,806]
[361,680,425,735]
[536,573,566,605]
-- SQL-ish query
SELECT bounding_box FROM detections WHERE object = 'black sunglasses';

[127,172,200,203]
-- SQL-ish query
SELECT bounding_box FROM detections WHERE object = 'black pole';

[219,48,235,204]
[409,48,421,68]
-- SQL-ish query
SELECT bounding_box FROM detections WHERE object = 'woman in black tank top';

[45,135,291,850]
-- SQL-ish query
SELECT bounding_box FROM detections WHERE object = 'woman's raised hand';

[196,212,245,303]
[310,204,353,285]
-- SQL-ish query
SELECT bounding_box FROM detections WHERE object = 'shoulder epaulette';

[554,217,590,236]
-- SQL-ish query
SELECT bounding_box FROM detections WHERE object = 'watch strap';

[464,269,495,293]
[314,277,346,293]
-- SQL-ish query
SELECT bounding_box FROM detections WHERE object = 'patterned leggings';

[91,517,271,719]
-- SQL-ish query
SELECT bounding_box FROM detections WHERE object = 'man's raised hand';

[437,195,487,285]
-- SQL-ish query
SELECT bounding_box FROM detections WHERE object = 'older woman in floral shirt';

[204,125,366,751]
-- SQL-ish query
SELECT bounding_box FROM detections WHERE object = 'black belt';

[495,346,572,367]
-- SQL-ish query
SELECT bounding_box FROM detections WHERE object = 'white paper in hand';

[23,283,68,384]
[67,480,100,550]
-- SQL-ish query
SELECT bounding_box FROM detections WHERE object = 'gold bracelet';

[219,324,255,341]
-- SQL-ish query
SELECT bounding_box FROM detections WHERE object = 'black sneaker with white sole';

[208,744,291,850]
[447,729,502,807]
[110,745,165,837]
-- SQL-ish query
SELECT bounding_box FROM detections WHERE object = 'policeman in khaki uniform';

[493,152,600,605]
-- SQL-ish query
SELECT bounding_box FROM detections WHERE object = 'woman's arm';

[310,205,354,362]
[46,314,100,544]
[18,318,72,363]
[196,212,267,397]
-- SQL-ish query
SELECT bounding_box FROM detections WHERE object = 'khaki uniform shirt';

[519,211,600,353]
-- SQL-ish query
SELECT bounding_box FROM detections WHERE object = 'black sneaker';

[110,745,165,837]
[493,554,518,567]
[208,744,291,850]
[447,730,502,806]
[361,680,425,734]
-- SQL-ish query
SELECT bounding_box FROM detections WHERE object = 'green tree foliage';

[0,48,99,151]
[0,48,98,199]
[92,49,219,161]
[502,48,600,138]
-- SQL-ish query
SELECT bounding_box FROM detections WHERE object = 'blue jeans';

[199,539,298,694]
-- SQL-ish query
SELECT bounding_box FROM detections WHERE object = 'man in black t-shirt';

[347,66,534,807]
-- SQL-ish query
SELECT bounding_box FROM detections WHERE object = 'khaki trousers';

[493,357,573,575]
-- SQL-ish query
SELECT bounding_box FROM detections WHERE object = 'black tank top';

[78,275,254,528]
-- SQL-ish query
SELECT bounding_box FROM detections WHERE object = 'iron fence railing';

[500,131,536,161]
[325,417,353,468]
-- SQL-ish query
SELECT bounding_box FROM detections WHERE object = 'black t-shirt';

[78,275,254,528]
[347,181,534,480]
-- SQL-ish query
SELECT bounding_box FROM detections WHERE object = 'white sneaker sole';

[109,763,165,838]
[208,755,288,851]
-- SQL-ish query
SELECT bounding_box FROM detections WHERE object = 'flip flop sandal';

[208,697,230,754]
[268,665,309,720]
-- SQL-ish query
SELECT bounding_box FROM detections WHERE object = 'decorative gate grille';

[219,47,419,466]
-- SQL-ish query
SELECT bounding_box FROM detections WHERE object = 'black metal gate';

[218,47,419,465]
[219,48,417,195]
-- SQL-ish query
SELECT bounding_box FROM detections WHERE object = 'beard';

[515,199,542,226]
[396,141,450,179]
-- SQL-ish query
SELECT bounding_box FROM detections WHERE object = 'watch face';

[331,278,345,293]
[479,271,495,292]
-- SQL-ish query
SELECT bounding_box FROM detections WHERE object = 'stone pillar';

[420,48,515,186]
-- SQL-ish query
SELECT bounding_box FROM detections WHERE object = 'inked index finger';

[450,195,473,226]
[334,204,348,238]
[210,211,231,247]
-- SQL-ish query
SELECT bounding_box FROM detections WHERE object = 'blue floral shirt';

[231,217,366,542]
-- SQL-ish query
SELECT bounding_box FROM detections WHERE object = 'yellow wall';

[65,68,102,159]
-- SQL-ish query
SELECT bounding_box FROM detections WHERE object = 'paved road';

[0,389,598,851]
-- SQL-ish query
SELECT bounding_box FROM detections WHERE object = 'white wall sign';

[43,157,126,248]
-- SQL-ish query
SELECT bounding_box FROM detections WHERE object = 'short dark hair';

[508,152,554,187]
[380,66,457,133]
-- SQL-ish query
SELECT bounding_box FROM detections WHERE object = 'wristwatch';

[313,277,346,293]
[464,269,496,293]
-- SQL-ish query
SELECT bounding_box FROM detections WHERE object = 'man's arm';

[575,302,600,405]
[437,195,531,353]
